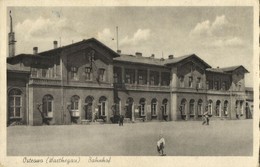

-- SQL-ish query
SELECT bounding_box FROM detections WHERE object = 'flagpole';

[116,26,119,51]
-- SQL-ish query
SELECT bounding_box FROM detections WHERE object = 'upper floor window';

[222,81,228,90]
[214,81,219,90]
[138,70,147,85]
[206,80,209,90]
[125,69,135,84]
[8,89,22,118]
[71,66,78,80]
[113,72,118,83]
[196,77,201,89]
[150,71,159,86]
[179,76,184,88]
[31,68,38,78]
[188,76,193,88]
[42,69,48,78]
[98,68,105,82]
[85,67,92,81]
[161,72,170,86]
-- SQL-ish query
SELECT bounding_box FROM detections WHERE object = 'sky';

[7,7,254,87]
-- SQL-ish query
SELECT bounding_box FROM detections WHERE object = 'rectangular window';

[206,80,209,90]
[179,76,184,87]
[113,72,118,83]
[125,69,135,84]
[214,81,219,90]
[85,67,92,81]
[161,72,170,86]
[31,68,38,78]
[98,68,105,82]
[222,81,227,90]
[138,70,147,85]
[150,75,155,85]
[42,69,48,78]
[138,75,144,85]
[189,77,193,88]
[196,77,201,89]
[71,66,78,80]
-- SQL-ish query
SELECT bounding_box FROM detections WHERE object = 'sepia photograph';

[0,0,258,167]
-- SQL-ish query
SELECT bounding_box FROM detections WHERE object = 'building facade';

[7,37,253,126]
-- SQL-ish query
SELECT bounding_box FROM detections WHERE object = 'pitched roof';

[164,54,211,68]
[219,65,249,73]
[113,54,166,66]
[39,38,120,58]
[7,54,51,64]
[7,63,30,73]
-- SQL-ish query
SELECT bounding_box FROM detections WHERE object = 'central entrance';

[85,96,94,121]
[126,97,133,120]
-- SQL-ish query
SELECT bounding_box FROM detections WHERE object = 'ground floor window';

[216,100,221,117]
[139,98,146,116]
[151,98,157,116]
[197,99,203,115]
[180,99,187,115]
[42,95,53,117]
[98,96,107,117]
[162,99,168,116]
[208,100,213,115]
[189,99,195,116]
[8,88,22,118]
[224,101,228,116]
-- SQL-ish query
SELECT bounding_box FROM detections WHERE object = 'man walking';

[202,111,209,125]
[157,136,166,156]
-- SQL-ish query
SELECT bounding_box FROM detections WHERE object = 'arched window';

[151,98,157,116]
[216,100,221,117]
[189,99,195,116]
[162,99,168,116]
[139,98,146,116]
[208,100,213,115]
[42,95,53,117]
[99,96,107,116]
[71,95,80,111]
[197,99,203,115]
[180,99,187,115]
[8,89,22,118]
[224,100,228,116]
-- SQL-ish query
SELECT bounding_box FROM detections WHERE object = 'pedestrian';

[119,115,124,126]
[202,111,209,125]
[157,136,166,156]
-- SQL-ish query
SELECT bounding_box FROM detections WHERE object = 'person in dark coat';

[119,115,124,126]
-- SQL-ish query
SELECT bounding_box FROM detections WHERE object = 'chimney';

[135,52,142,57]
[168,55,174,59]
[53,41,58,49]
[117,50,121,54]
[33,47,38,55]
[150,54,155,58]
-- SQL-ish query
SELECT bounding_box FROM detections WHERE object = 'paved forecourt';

[7,120,253,156]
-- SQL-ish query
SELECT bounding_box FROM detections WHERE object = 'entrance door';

[126,98,133,120]
[85,103,92,120]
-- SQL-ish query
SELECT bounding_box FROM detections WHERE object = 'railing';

[113,83,170,91]
[71,111,80,117]
[29,78,61,86]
